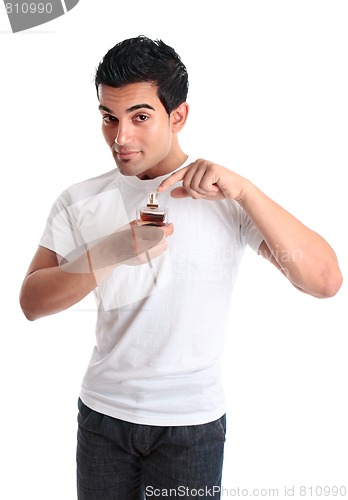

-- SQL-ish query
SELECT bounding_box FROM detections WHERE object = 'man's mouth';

[114,148,140,160]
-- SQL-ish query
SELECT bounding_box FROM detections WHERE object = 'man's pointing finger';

[157,166,191,192]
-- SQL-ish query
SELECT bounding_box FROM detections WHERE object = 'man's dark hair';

[95,35,189,115]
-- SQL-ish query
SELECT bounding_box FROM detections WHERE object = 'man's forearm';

[20,224,171,321]
[238,180,342,297]
[20,264,97,321]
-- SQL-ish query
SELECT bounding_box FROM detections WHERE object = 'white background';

[0,1,347,498]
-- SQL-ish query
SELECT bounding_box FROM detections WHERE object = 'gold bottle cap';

[147,192,159,208]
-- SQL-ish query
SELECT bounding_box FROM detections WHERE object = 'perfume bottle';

[136,192,168,226]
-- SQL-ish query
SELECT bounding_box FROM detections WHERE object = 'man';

[20,36,342,499]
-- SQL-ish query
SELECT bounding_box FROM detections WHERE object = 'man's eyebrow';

[98,104,113,113]
[98,103,156,114]
[127,103,156,113]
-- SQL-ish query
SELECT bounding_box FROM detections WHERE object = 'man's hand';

[157,159,247,201]
[63,222,174,273]
[124,223,174,267]
[158,158,342,298]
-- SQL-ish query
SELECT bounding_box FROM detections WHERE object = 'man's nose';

[115,122,131,146]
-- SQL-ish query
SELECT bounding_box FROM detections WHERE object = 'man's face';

[98,82,181,179]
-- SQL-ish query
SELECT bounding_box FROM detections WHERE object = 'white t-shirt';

[40,157,264,426]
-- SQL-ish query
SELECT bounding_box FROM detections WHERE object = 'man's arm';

[19,246,97,321]
[158,159,343,298]
[20,224,173,321]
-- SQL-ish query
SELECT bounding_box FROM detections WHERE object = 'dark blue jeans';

[76,399,226,499]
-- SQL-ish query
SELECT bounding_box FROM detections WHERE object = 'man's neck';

[136,151,188,180]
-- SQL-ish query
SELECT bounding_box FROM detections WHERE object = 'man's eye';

[135,114,149,122]
[103,115,116,123]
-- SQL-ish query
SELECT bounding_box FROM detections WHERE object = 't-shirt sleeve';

[39,190,84,262]
[39,182,131,268]
[239,207,264,252]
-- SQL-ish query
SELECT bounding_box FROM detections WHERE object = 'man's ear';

[170,102,189,133]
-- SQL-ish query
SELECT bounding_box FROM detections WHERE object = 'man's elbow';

[19,292,40,321]
[316,268,343,299]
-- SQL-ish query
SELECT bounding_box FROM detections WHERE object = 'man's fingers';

[170,187,190,199]
[161,223,174,236]
[125,225,171,267]
[157,166,191,192]
[158,161,221,200]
